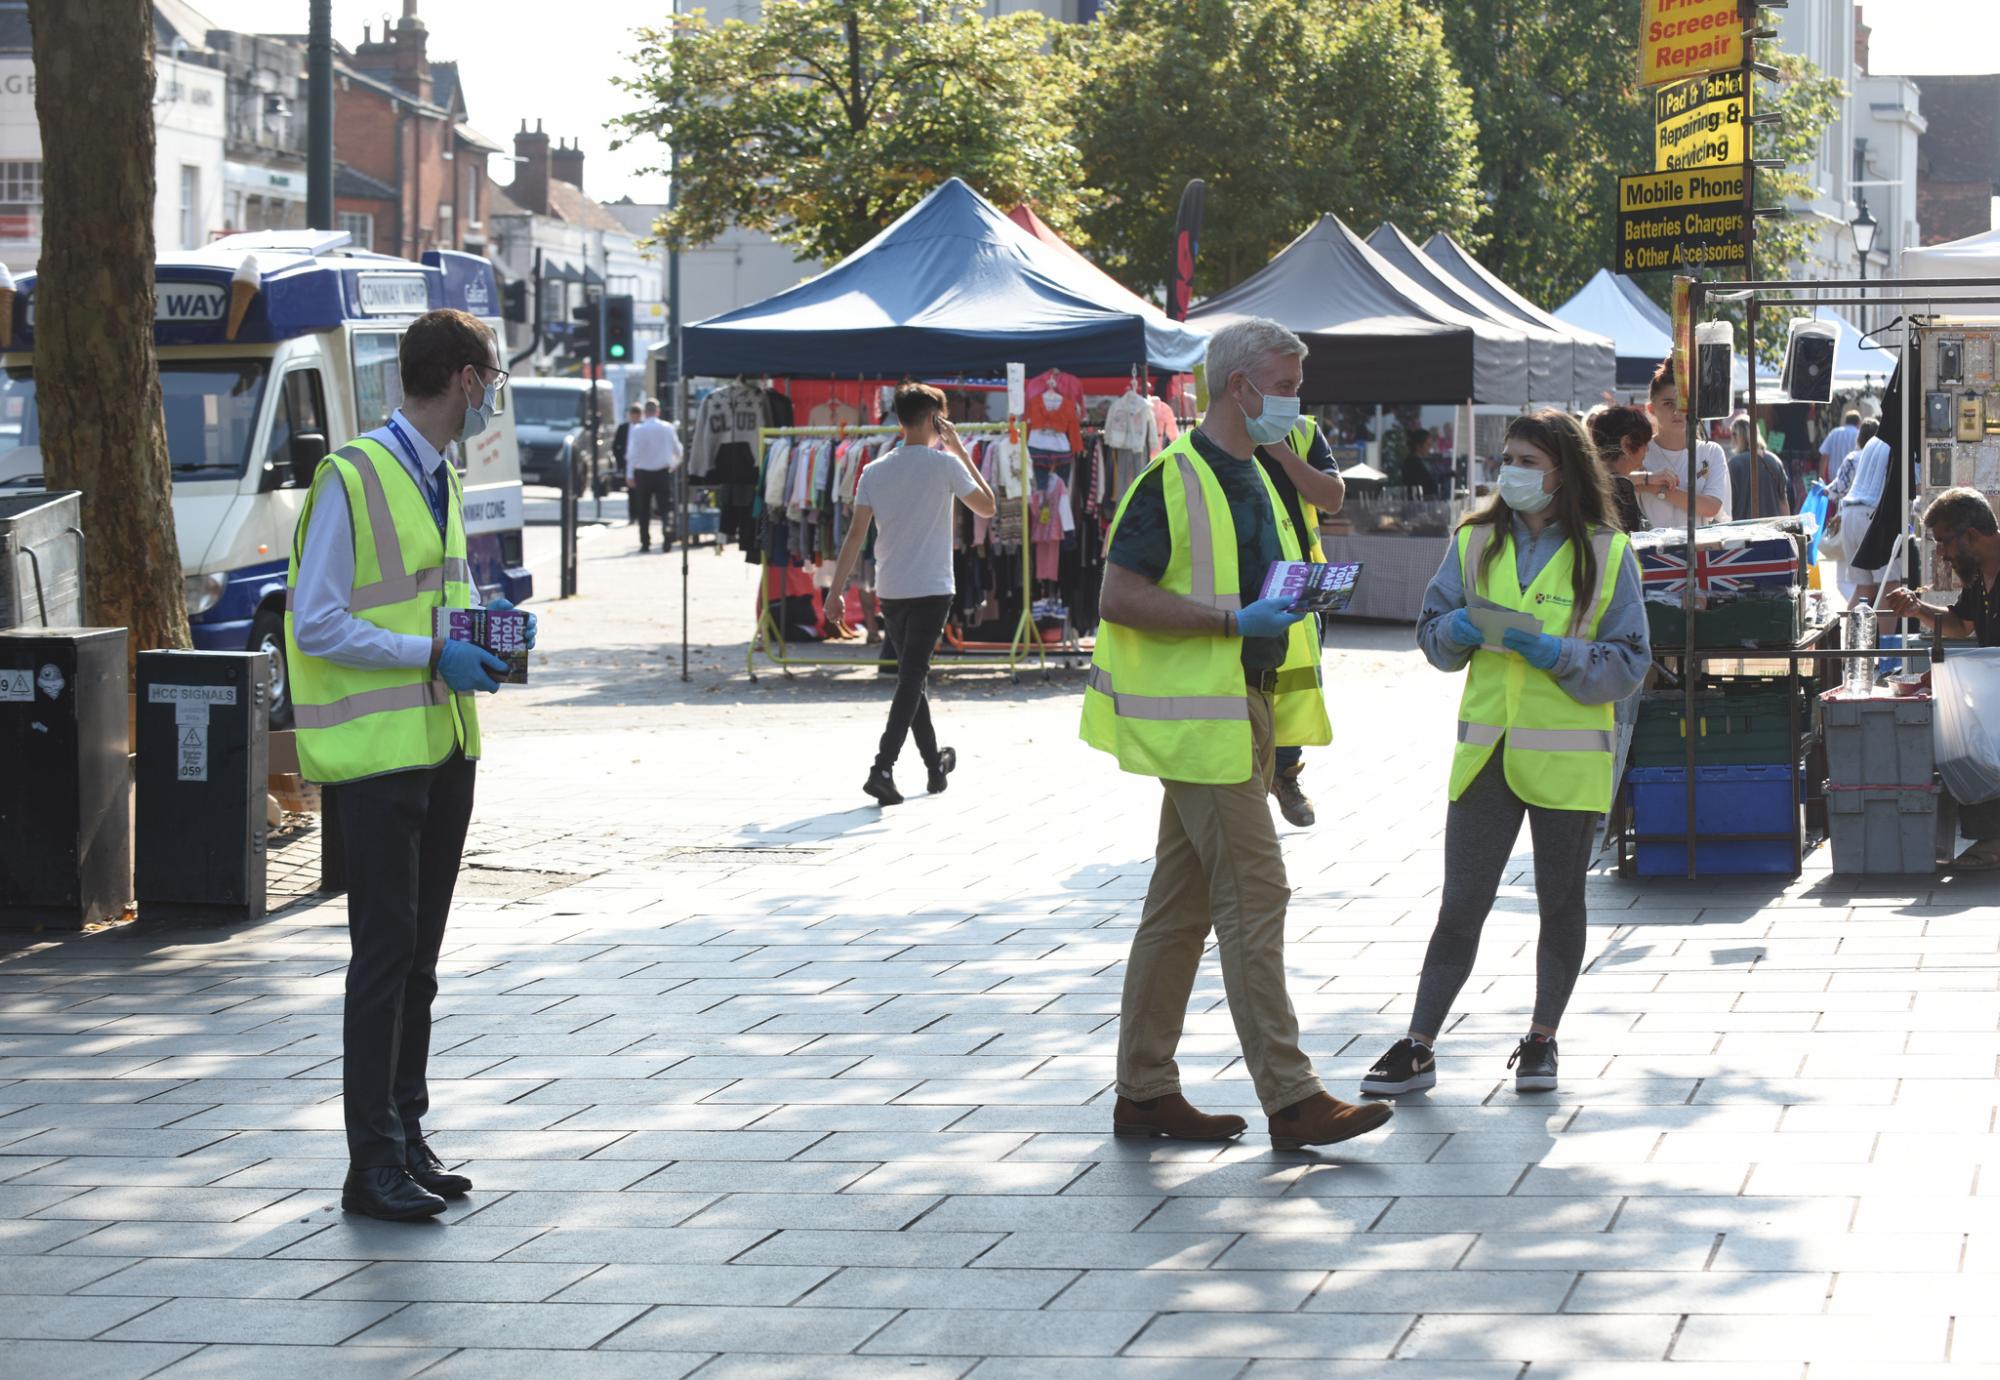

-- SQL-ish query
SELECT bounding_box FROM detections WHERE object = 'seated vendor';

[1882,488,2000,871]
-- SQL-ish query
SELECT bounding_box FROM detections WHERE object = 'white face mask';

[1498,464,1555,514]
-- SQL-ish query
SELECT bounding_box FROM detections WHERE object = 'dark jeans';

[630,468,676,548]
[1275,746,1302,774]
[333,751,476,1168]
[875,594,953,772]
[1410,750,1597,1037]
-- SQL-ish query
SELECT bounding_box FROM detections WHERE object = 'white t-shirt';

[854,443,980,599]
[1637,437,1731,530]
[625,417,681,478]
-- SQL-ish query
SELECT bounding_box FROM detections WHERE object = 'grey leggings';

[1410,750,1598,1038]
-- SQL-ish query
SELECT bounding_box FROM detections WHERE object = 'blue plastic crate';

[1628,763,1797,877]
[685,508,721,535]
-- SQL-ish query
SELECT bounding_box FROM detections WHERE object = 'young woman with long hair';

[1361,410,1651,1097]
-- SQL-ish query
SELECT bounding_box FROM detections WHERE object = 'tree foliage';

[1432,0,1844,322]
[611,0,1089,264]
[1066,0,1486,298]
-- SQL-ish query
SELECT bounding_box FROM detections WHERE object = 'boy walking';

[824,384,998,804]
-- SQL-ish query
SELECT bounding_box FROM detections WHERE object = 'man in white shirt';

[823,383,997,805]
[1633,358,1730,530]
[625,398,682,552]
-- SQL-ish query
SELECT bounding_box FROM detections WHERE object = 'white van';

[0,229,531,725]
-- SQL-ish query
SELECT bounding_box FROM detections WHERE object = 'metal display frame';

[1638,272,2000,878]
[746,423,1053,679]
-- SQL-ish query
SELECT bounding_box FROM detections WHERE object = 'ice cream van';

[0,229,530,726]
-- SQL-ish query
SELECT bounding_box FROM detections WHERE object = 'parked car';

[512,378,616,491]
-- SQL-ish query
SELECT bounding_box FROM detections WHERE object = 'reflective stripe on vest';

[291,679,446,731]
[1447,520,1627,813]
[1080,431,1332,783]
[1084,665,1249,722]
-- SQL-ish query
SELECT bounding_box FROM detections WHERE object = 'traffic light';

[502,278,529,323]
[604,294,634,362]
[562,299,601,368]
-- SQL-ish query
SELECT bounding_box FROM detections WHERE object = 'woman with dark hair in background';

[1362,410,1650,1099]
[1587,404,1654,533]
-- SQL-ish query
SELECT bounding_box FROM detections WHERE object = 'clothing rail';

[747,424,1048,679]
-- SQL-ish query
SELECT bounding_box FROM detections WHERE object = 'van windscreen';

[512,388,586,428]
[0,362,269,482]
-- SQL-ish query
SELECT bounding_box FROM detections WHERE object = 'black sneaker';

[863,767,903,806]
[927,747,957,795]
[1359,1037,1436,1096]
[1507,1034,1558,1092]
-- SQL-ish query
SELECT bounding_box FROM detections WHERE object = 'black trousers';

[630,468,676,548]
[334,750,476,1168]
[875,594,953,772]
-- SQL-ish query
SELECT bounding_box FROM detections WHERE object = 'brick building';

[1908,74,2000,245]
[330,1,502,258]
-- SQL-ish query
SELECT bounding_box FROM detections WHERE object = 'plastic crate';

[1631,686,1803,767]
[1628,763,1798,876]
[1821,694,1934,789]
[686,508,721,535]
[1646,594,1801,650]
[1826,786,1937,874]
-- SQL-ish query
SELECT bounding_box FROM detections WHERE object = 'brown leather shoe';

[1112,1092,1248,1142]
[1268,1091,1394,1150]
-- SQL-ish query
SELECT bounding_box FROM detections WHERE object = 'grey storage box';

[1823,692,1934,788]
[1826,786,1938,874]
[0,490,85,629]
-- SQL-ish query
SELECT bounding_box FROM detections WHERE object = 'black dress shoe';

[341,1165,447,1221]
[407,1139,473,1198]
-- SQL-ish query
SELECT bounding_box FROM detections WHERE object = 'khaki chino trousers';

[1116,688,1324,1116]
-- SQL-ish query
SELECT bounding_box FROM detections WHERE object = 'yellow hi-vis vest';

[1282,418,1327,563]
[283,437,481,785]
[1080,431,1332,784]
[1449,520,1628,813]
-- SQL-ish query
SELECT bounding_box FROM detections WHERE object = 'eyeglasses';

[474,363,510,390]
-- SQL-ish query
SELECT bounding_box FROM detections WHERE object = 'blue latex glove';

[1503,626,1562,670]
[438,638,508,694]
[486,595,536,650]
[1235,595,1308,640]
[1444,608,1484,649]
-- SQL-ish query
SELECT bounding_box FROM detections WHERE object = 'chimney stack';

[512,118,551,216]
[551,137,585,194]
[1854,6,1871,76]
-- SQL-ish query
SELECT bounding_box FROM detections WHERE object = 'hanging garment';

[692,383,771,478]
[1103,389,1154,454]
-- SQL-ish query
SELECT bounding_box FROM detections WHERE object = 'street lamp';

[1851,200,1878,281]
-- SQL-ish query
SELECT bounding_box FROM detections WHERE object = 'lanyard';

[385,415,448,533]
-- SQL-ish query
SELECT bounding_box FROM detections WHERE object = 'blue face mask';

[1242,379,1301,446]
[461,374,498,442]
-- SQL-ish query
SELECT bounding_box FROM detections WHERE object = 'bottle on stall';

[1845,599,1877,695]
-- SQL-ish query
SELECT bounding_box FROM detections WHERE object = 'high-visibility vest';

[283,437,481,785]
[1080,431,1331,784]
[1449,520,1628,813]
[1283,418,1327,563]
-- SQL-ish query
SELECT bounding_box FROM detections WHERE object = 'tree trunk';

[28,0,190,658]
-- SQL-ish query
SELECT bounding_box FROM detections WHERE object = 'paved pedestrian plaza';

[5,539,2000,1378]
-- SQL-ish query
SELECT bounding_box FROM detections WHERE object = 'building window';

[465,168,481,228]
[180,165,201,248]
[336,210,373,250]
[0,159,42,242]
[437,202,454,248]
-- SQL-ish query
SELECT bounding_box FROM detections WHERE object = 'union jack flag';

[1639,536,1798,596]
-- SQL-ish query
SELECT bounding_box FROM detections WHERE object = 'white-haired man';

[1081,317,1391,1150]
